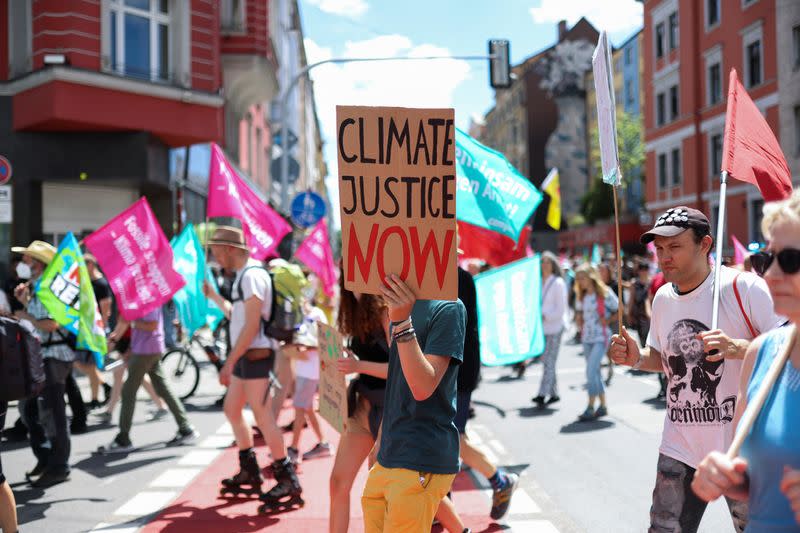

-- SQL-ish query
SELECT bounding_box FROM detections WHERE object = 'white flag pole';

[710,171,728,330]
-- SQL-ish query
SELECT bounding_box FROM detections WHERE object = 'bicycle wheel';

[161,348,201,400]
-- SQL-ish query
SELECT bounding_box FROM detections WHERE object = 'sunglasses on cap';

[750,248,800,276]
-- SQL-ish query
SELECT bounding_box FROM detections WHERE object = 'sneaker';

[490,473,519,520]
[169,427,199,446]
[287,446,299,464]
[86,399,103,411]
[31,469,70,488]
[302,442,333,460]
[70,420,88,434]
[148,408,169,421]
[92,411,113,425]
[531,395,546,406]
[546,396,560,405]
[101,435,134,453]
[102,382,113,405]
[595,405,608,418]
[577,407,596,422]
[25,461,47,481]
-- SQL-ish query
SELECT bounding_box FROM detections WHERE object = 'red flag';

[457,221,530,267]
[294,219,337,297]
[721,69,792,202]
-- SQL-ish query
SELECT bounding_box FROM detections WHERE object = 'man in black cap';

[608,206,785,532]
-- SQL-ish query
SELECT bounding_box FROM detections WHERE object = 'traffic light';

[488,39,511,89]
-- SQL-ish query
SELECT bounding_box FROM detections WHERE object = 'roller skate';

[258,458,304,514]
[220,449,263,497]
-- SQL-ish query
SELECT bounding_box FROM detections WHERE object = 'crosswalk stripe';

[113,491,178,517]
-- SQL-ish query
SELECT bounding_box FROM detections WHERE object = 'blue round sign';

[291,191,326,228]
[0,156,11,185]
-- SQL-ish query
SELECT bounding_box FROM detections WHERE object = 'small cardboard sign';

[317,322,347,433]
[337,105,458,301]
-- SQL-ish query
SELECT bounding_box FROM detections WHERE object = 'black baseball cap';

[640,206,711,244]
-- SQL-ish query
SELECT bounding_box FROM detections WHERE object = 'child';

[287,297,332,462]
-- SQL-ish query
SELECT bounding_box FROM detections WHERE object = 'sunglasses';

[750,248,800,276]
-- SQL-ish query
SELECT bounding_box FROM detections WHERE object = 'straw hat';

[207,226,248,250]
[11,240,56,265]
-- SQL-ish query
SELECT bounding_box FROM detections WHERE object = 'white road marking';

[178,449,221,466]
[488,438,507,455]
[113,490,178,516]
[199,435,234,448]
[150,468,203,488]
[90,521,146,532]
[506,519,561,532]
[508,489,542,515]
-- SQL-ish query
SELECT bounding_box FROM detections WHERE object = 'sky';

[299,0,644,228]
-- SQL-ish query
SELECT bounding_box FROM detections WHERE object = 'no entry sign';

[0,156,11,185]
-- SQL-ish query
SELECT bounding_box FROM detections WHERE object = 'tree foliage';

[581,111,645,224]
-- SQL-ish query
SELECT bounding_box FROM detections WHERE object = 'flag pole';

[612,184,623,333]
[727,324,796,458]
[710,171,728,330]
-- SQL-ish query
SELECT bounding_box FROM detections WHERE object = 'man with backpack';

[608,207,785,532]
[11,240,76,488]
[204,227,303,512]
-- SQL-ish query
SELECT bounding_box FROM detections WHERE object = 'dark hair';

[337,267,386,342]
[690,227,713,256]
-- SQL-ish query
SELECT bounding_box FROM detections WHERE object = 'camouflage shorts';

[649,454,748,533]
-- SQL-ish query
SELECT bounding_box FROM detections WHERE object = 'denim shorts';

[293,377,318,409]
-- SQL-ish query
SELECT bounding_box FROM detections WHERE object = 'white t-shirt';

[294,306,328,380]
[541,276,568,335]
[230,259,276,351]
[647,266,785,468]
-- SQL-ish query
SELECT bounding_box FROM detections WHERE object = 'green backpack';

[265,259,309,342]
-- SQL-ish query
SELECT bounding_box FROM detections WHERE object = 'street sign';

[0,186,12,223]
[291,191,327,228]
[270,155,300,184]
[273,129,299,150]
[0,156,12,185]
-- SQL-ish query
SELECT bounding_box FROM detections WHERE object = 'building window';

[108,0,171,82]
[710,133,723,176]
[671,148,681,186]
[750,199,764,243]
[706,0,720,28]
[221,0,246,33]
[669,85,679,121]
[742,0,757,8]
[625,46,632,65]
[793,25,800,69]
[658,153,668,189]
[708,63,721,105]
[656,23,665,59]
[745,39,763,88]
[668,13,679,51]
[657,92,666,126]
[625,79,635,107]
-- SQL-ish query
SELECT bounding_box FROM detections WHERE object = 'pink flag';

[731,234,748,266]
[207,143,292,259]
[84,198,186,321]
[647,241,657,256]
[294,219,337,297]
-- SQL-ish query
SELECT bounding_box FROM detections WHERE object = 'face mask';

[16,262,32,280]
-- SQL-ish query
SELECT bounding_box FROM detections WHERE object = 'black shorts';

[454,390,472,434]
[233,356,274,380]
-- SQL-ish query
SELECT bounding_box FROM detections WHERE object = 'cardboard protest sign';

[337,105,458,301]
[317,322,347,433]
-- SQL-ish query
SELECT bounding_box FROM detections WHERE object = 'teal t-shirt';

[377,299,466,474]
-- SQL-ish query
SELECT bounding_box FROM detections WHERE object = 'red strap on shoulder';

[733,273,758,338]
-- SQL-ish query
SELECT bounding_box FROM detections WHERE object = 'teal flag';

[171,225,224,336]
[592,244,602,265]
[455,128,543,242]
[36,233,107,368]
[474,255,545,366]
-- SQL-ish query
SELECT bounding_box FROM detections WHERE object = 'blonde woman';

[574,264,618,421]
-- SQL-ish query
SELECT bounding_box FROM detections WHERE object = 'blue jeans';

[583,341,606,397]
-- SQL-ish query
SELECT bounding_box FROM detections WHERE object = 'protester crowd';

[1,191,800,533]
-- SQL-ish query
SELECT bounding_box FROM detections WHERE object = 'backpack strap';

[733,272,758,338]
[231,265,266,304]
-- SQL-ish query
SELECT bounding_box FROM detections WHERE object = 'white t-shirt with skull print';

[647,266,784,468]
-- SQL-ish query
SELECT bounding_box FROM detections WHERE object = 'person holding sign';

[691,192,800,530]
[360,274,466,533]
[330,282,390,533]
[203,227,302,512]
[608,206,784,532]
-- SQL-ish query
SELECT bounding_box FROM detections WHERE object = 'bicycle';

[161,328,226,400]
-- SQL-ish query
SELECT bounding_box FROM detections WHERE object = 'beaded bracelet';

[396,330,417,343]
[394,327,416,342]
[392,318,412,331]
